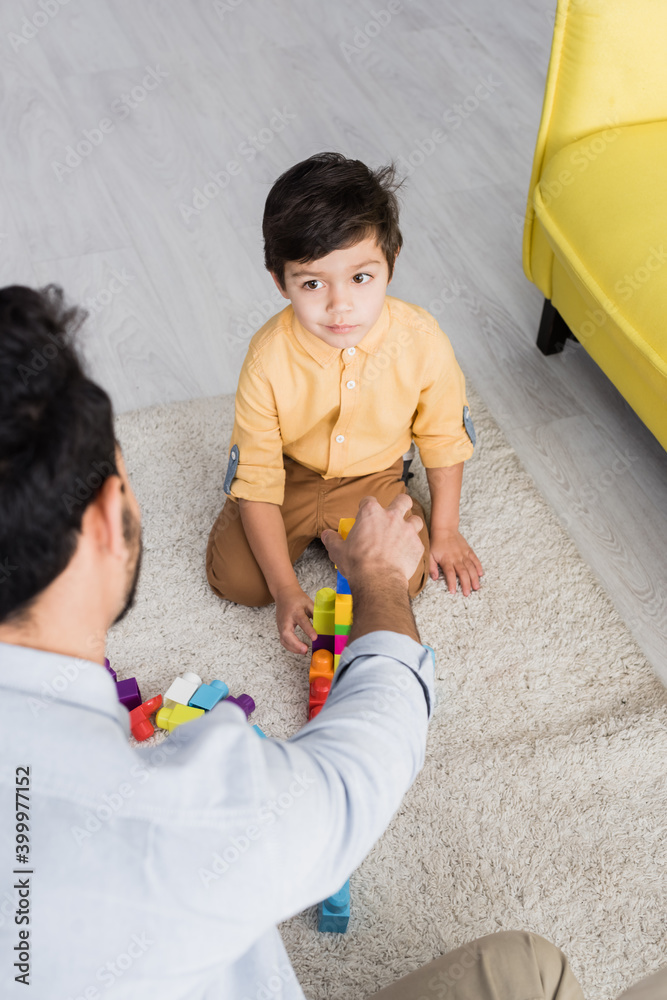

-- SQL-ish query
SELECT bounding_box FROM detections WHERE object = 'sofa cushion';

[534,120,667,380]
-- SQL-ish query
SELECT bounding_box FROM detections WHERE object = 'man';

[0,285,663,1000]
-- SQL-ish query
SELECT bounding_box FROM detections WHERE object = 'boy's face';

[271,234,397,349]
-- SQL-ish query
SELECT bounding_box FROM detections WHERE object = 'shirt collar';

[289,298,390,367]
[0,641,130,736]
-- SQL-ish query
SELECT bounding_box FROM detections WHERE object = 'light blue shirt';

[0,633,433,999]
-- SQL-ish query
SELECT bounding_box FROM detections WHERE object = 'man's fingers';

[386,493,414,518]
[321,528,343,565]
[406,513,423,536]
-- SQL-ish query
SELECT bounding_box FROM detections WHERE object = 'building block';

[318,880,350,933]
[309,649,334,682]
[309,676,331,715]
[338,518,355,541]
[334,634,349,656]
[189,679,229,711]
[116,677,142,712]
[226,694,255,719]
[423,643,436,668]
[333,653,340,671]
[103,657,117,681]
[312,633,335,654]
[334,593,352,628]
[336,570,351,595]
[334,623,351,636]
[155,702,204,732]
[312,587,336,635]
[253,724,267,738]
[129,695,163,742]
[163,671,203,706]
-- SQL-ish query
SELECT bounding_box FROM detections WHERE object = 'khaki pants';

[206,456,430,606]
[366,931,667,1000]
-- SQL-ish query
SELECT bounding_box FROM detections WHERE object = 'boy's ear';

[269,272,290,299]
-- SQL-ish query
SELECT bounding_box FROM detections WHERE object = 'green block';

[334,623,351,636]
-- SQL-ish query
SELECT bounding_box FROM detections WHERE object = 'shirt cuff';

[228,465,286,505]
[332,631,435,718]
[418,438,474,468]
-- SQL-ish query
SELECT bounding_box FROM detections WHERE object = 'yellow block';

[312,586,336,635]
[338,517,355,540]
[333,653,340,672]
[156,702,204,732]
[335,593,352,626]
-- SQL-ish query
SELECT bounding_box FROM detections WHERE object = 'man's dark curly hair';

[0,284,118,624]
[263,152,405,289]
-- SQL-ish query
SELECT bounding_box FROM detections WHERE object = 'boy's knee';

[206,560,273,608]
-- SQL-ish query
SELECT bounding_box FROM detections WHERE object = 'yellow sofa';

[522,0,667,450]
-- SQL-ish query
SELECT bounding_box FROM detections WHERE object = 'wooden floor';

[1,0,665,680]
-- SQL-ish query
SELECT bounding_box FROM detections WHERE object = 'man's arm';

[180,494,434,941]
[239,499,316,654]
[426,463,483,596]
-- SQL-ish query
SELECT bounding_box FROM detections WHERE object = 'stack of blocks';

[334,517,355,671]
[309,517,355,933]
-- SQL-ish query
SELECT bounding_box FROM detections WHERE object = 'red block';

[309,677,331,720]
[129,695,163,742]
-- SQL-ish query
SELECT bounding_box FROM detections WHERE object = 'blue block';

[336,570,351,596]
[189,679,229,711]
[253,724,267,738]
[317,879,350,933]
[422,643,436,668]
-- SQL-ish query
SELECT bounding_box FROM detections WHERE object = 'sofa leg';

[537,299,573,355]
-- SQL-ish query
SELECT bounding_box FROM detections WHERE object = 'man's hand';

[322,494,424,589]
[275,583,317,655]
[429,529,483,596]
[321,495,424,644]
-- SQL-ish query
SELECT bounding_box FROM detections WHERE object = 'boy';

[206,152,483,653]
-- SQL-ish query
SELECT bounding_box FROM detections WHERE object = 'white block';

[163,671,202,706]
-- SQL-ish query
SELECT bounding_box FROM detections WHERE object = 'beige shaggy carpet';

[108,388,667,1000]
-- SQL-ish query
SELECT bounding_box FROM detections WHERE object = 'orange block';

[309,649,334,682]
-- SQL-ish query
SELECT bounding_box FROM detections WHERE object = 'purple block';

[312,634,335,654]
[226,694,255,719]
[103,657,117,682]
[116,677,142,711]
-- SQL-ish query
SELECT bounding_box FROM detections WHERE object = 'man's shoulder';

[386,295,440,340]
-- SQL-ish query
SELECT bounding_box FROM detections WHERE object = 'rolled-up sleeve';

[412,326,475,468]
[227,353,286,505]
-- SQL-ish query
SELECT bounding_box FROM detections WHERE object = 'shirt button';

[346,380,356,390]
[347,347,356,355]
[335,434,345,443]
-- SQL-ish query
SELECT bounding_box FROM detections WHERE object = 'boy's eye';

[352,273,372,284]
[303,279,323,290]
[302,273,372,290]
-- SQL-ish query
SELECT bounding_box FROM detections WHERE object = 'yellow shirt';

[227,294,474,505]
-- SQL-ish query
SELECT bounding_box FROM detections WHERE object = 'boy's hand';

[275,583,317,655]
[429,529,483,596]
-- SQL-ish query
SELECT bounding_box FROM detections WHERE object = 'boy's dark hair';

[263,152,405,289]
[0,285,118,625]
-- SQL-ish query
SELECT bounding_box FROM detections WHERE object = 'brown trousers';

[206,456,430,607]
[366,929,666,1000]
